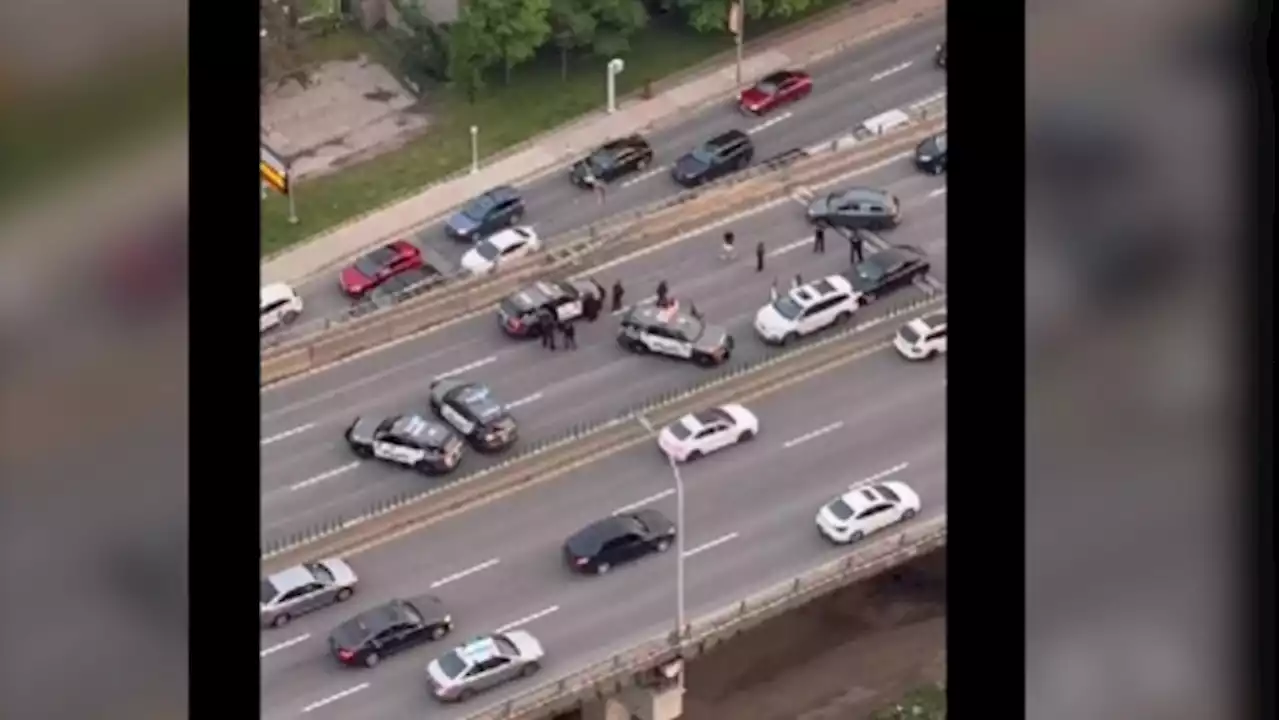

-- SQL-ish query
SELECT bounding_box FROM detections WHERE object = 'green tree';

[673,0,817,34]
[549,0,648,79]
[453,0,553,85]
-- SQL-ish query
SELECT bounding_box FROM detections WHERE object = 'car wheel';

[430,624,449,641]
[282,309,300,324]
[271,613,291,628]
[457,688,475,702]
[687,450,703,462]
[848,531,864,544]
[781,331,797,346]
[595,562,611,575]
[352,445,373,459]
[335,587,353,602]
[858,294,873,306]
[835,311,852,324]
[738,430,755,443]
[629,340,649,354]
[364,652,380,668]
[695,354,715,367]
[655,538,672,553]
[902,508,917,521]
[521,662,541,678]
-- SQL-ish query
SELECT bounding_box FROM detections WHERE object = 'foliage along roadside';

[868,681,947,720]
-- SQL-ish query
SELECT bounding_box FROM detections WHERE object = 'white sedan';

[816,480,921,544]
[460,226,541,275]
[657,404,759,462]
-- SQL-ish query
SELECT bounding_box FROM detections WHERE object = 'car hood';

[806,197,832,217]
[340,266,373,290]
[446,212,479,234]
[673,154,709,179]
[916,137,940,159]
[347,416,381,444]
[504,630,545,660]
[459,248,491,272]
[692,325,731,352]
[739,87,768,107]
[657,427,684,454]
[816,504,848,529]
[754,304,788,331]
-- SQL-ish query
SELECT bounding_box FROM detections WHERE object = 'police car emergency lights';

[344,414,465,475]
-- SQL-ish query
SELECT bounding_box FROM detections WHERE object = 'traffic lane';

[281,18,945,329]
[260,157,934,431]
[262,352,945,720]
[260,229,940,540]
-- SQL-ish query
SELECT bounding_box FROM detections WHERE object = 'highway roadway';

[261,158,946,548]
[259,344,946,720]
[269,14,947,330]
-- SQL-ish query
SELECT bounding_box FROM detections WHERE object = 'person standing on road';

[849,230,866,265]
[655,280,670,308]
[539,308,557,350]
[770,277,780,302]
[561,320,577,349]
[583,291,599,322]
[721,231,736,260]
[755,241,766,272]
[813,227,826,253]
[792,273,803,290]
[611,279,625,312]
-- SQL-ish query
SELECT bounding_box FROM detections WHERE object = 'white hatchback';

[657,404,759,462]
[260,282,304,333]
[893,310,947,360]
[816,481,921,544]
[460,226,541,276]
[754,275,857,345]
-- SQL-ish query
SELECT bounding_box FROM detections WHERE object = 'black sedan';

[671,130,753,187]
[563,509,676,575]
[328,596,453,668]
[570,135,654,187]
[914,132,947,175]
[844,244,931,305]
[429,378,518,452]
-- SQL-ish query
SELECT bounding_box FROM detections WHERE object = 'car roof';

[389,414,451,444]
[630,302,696,329]
[484,185,519,202]
[761,69,798,84]
[484,228,526,250]
[840,485,892,512]
[266,564,315,593]
[789,275,852,306]
[835,187,893,204]
[343,602,406,636]
[871,245,922,266]
[261,283,296,305]
[603,135,646,151]
[860,109,911,134]
[916,311,947,330]
[455,635,506,664]
[708,129,749,147]
[571,516,634,549]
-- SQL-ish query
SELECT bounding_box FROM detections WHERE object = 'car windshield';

[587,150,615,172]
[771,296,804,320]
[303,562,333,583]
[437,651,468,679]
[462,195,495,221]
[667,421,693,441]
[665,313,705,341]
[259,579,278,604]
[475,239,502,261]
[690,146,716,165]
[898,324,920,344]
[828,498,855,521]
[855,261,885,282]
[354,257,383,277]
[755,80,779,94]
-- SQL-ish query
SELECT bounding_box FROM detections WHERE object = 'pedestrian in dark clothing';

[655,280,669,308]
[721,231,736,260]
[813,227,826,253]
[792,273,803,290]
[561,321,577,349]
[755,241,765,272]
[583,293,599,322]
[689,302,702,319]
[539,309,557,350]
[611,280,625,312]
[849,231,865,265]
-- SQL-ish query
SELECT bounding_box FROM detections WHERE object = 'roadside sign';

[260,144,290,195]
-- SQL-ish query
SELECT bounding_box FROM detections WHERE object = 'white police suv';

[754,275,857,345]
[816,481,921,544]
[893,310,947,360]
[657,404,759,462]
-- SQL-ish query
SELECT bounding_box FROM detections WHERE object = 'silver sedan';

[260,558,358,628]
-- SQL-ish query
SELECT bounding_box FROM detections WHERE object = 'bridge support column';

[580,696,633,720]
[580,685,685,720]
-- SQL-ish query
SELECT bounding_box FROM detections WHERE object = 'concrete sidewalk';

[261,0,945,285]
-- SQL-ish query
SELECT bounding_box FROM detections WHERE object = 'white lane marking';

[851,462,911,489]
[809,151,913,191]
[290,462,360,491]
[504,392,543,411]
[494,605,560,634]
[260,633,310,658]
[747,111,793,135]
[928,187,947,198]
[261,423,315,446]
[436,355,497,379]
[430,558,501,589]
[621,166,667,188]
[683,532,739,558]
[870,61,914,82]
[613,488,676,515]
[301,683,370,713]
[909,90,947,109]
[767,236,812,258]
[783,421,845,449]
[790,186,815,204]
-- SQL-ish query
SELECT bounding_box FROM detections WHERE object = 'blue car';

[445,186,526,241]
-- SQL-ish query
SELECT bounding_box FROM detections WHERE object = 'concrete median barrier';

[260,347,314,385]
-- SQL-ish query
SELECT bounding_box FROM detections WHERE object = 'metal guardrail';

[260,114,947,385]
[261,291,945,565]
[465,515,948,720]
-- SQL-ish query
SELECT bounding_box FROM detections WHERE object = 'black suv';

[328,596,453,668]
[914,132,947,175]
[671,130,754,187]
[428,378,518,452]
[445,185,525,241]
[570,135,655,187]
[806,187,901,230]
[563,510,677,575]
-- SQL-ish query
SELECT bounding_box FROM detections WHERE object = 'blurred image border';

[941,1,1028,717]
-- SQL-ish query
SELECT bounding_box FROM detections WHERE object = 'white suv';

[893,310,947,360]
[754,275,857,345]
[260,283,304,333]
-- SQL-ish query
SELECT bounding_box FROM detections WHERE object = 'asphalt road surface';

[261,159,946,547]
[270,15,947,330]
[259,348,947,720]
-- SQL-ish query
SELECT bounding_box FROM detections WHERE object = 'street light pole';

[469,125,479,174]
[730,0,745,85]
[637,414,685,641]
[606,58,625,114]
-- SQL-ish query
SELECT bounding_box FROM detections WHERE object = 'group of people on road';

[749,227,865,273]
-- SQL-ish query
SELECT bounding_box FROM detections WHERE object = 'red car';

[339,241,424,297]
[737,69,812,115]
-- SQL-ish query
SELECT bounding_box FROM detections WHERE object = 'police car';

[344,414,465,475]
[657,404,759,462]
[893,310,947,360]
[618,302,734,367]
[816,481,921,544]
[497,278,606,338]
[754,275,857,345]
[426,632,545,702]
[429,378,519,452]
